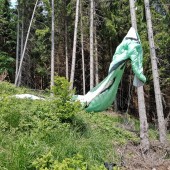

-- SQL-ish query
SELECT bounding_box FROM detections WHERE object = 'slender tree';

[65,0,69,80]
[94,0,99,85]
[18,4,24,86]
[70,0,80,89]
[129,0,150,151]
[90,0,94,89]
[15,2,20,82]
[144,0,166,144]
[50,0,55,91]
[80,0,86,95]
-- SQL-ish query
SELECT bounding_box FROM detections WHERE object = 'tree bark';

[51,0,55,91]
[18,8,24,86]
[65,0,69,80]
[144,0,166,144]
[70,0,80,90]
[129,0,150,151]
[110,37,118,111]
[90,0,94,89]
[94,1,99,86]
[80,0,86,95]
[15,2,20,83]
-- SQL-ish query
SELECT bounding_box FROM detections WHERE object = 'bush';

[0,52,14,74]
[0,81,27,95]
[32,152,106,170]
[52,76,74,102]
[0,97,81,133]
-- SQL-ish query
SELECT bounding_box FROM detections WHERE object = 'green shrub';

[0,52,14,74]
[52,76,74,102]
[0,81,27,95]
[0,97,81,132]
[32,152,106,170]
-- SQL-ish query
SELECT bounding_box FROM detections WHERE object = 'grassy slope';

[0,82,169,170]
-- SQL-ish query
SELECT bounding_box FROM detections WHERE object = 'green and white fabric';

[74,27,146,112]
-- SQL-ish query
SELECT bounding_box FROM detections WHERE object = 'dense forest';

[0,0,170,169]
[1,0,169,125]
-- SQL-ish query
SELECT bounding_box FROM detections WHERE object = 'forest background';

[0,0,170,128]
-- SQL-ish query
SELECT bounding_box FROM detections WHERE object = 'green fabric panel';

[128,42,146,83]
[85,64,125,112]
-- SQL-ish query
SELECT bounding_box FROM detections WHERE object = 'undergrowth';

[0,79,140,170]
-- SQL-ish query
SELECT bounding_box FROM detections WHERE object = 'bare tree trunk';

[80,0,86,95]
[94,1,98,85]
[129,0,150,151]
[51,0,55,91]
[15,0,39,86]
[70,0,80,89]
[15,3,20,82]
[94,31,98,85]
[110,37,118,111]
[65,0,69,80]
[18,10,24,86]
[65,20,68,80]
[16,6,24,86]
[144,0,166,144]
[90,0,94,89]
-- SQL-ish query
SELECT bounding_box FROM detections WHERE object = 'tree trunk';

[129,0,150,151]
[70,0,80,90]
[80,0,86,95]
[90,0,94,89]
[65,0,69,80]
[110,37,118,111]
[144,0,166,144]
[18,7,24,86]
[15,0,38,86]
[65,25,69,80]
[15,3,20,83]
[94,1,99,85]
[51,0,55,91]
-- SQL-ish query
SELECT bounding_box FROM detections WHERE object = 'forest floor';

[118,140,170,170]
[106,111,170,170]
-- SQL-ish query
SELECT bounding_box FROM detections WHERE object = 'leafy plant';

[0,81,28,95]
[0,82,161,170]
[0,51,14,74]
[32,152,106,170]
[52,76,74,102]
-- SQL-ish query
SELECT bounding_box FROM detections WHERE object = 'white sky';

[10,0,17,7]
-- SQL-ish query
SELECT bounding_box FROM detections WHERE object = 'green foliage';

[35,27,49,37]
[52,76,74,102]
[0,0,16,53]
[0,82,141,170]
[32,152,106,170]
[0,80,80,132]
[0,51,15,74]
[0,97,80,133]
[79,112,139,145]
[0,81,27,95]
[105,16,116,36]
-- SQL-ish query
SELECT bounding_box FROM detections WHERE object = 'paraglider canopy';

[73,27,146,112]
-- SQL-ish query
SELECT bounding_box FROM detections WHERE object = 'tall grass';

[0,81,139,169]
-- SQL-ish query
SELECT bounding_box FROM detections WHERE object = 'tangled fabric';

[74,27,146,112]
